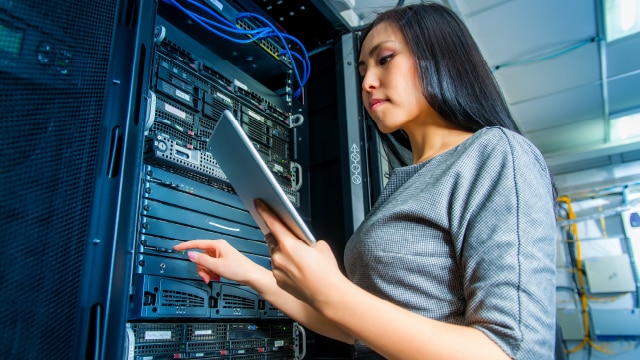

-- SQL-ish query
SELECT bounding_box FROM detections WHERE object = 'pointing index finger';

[173,239,217,251]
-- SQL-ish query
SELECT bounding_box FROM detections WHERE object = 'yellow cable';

[598,204,608,238]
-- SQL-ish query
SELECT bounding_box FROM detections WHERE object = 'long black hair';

[361,3,521,167]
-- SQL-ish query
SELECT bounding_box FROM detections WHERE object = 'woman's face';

[358,21,433,134]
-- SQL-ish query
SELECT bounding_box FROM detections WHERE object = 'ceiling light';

[605,0,640,41]
[610,112,640,141]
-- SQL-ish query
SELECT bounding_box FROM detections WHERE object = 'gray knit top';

[344,127,557,359]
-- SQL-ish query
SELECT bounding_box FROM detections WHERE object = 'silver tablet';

[207,110,316,245]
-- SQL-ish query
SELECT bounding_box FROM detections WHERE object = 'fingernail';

[187,251,199,261]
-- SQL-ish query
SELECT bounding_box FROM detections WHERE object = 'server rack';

[124,1,315,358]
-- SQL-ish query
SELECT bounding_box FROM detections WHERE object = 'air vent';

[135,343,182,355]
[270,323,292,338]
[161,289,205,308]
[222,294,256,309]
[186,340,228,352]
[186,323,227,341]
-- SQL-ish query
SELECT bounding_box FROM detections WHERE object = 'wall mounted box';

[557,309,586,340]
[591,308,640,337]
[583,254,636,293]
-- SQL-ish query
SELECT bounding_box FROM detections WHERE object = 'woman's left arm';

[256,200,511,360]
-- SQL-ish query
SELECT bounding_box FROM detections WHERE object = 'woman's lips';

[369,98,387,110]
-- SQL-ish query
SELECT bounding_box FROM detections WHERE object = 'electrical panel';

[583,254,636,293]
[556,309,585,341]
[591,308,640,337]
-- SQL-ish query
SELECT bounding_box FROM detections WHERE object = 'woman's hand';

[255,199,349,308]
[173,239,267,285]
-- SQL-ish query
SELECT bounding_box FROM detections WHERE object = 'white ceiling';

[343,0,640,177]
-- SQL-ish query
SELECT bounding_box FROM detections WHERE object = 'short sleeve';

[449,129,557,359]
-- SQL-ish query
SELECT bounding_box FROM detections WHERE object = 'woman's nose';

[361,70,378,92]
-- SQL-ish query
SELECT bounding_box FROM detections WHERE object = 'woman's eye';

[379,54,393,65]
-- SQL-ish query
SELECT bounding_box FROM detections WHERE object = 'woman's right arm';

[173,239,355,344]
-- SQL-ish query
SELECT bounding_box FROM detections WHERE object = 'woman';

[174,4,557,359]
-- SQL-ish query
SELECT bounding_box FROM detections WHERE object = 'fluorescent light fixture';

[610,112,640,141]
[605,0,640,41]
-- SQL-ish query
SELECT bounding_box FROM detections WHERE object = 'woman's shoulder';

[471,126,549,177]
[445,127,550,181]
[464,126,545,160]
[470,126,534,146]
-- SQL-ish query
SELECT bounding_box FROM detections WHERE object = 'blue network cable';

[237,12,311,96]
[165,0,272,41]
[278,32,312,83]
[286,50,310,90]
[162,0,311,99]
[259,30,311,84]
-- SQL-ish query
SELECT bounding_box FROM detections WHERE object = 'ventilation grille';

[186,340,228,352]
[0,0,118,358]
[203,94,234,124]
[155,97,195,129]
[161,289,206,307]
[186,323,228,341]
[222,294,256,309]
[270,323,293,339]
[234,355,265,360]
[230,338,265,349]
[135,342,182,355]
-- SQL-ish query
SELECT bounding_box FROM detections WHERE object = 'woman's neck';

[407,122,474,164]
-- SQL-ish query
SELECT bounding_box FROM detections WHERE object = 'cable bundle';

[163,0,311,99]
